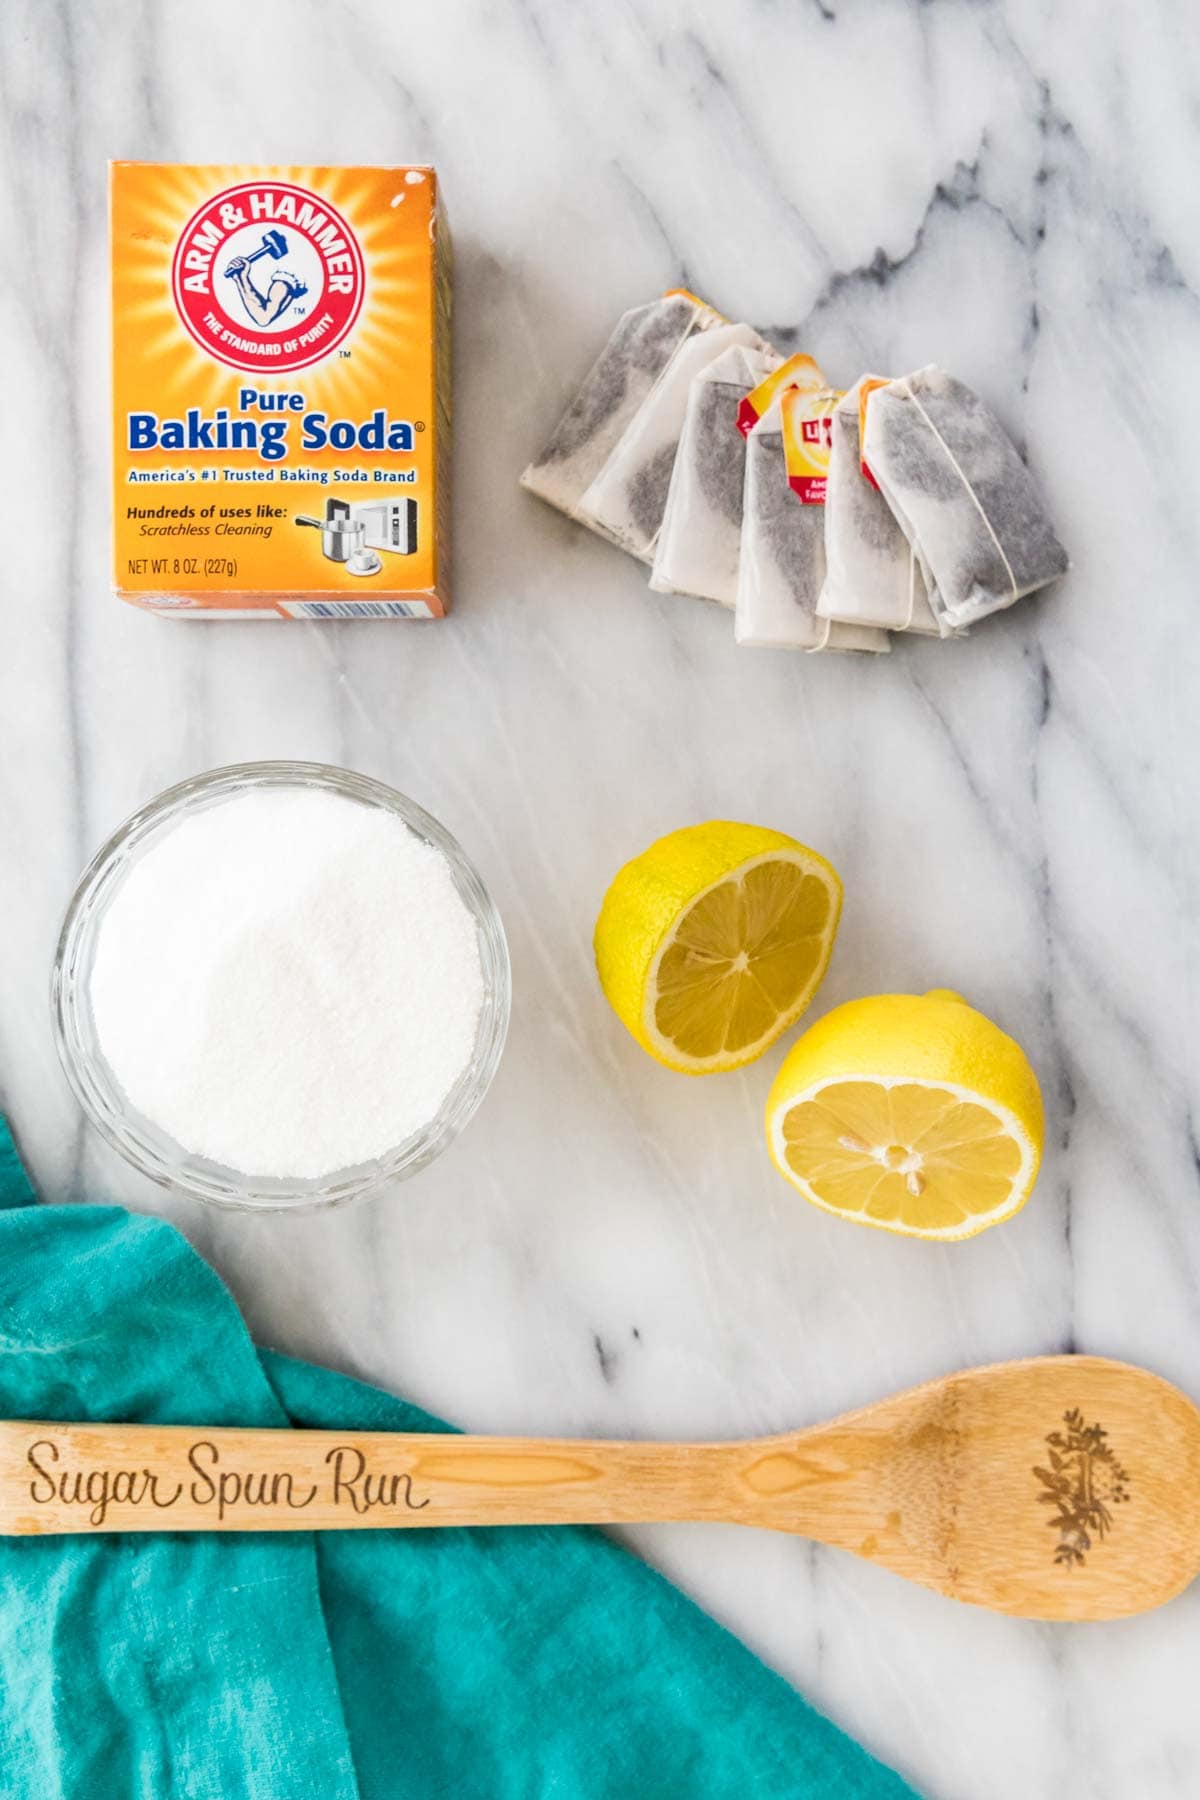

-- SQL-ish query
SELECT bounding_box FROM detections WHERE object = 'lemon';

[765,990,1043,1239]
[594,822,842,1074]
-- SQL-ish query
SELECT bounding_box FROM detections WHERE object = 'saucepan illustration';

[294,509,366,564]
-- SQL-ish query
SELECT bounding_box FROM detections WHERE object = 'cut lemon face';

[766,992,1043,1239]
[595,822,842,1074]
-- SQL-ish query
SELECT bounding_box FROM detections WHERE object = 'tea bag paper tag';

[781,386,843,504]
[736,353,826,438]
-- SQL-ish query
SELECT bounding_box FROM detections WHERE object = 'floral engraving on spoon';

[1034,1409,1131,1567]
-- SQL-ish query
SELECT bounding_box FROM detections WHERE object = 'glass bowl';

[51,761,511,1212]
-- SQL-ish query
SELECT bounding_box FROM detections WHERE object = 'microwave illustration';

[345,496,418,555]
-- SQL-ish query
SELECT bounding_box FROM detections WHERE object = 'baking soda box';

[110,164,450,618]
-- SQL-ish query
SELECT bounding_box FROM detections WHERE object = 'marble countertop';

[3,3,1199,1795]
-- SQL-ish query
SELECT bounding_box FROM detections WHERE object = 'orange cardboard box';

[110,164,450,618]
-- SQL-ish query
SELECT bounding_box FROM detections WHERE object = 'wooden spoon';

[2,1355,1196,1621]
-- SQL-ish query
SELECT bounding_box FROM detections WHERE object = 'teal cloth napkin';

[0,1118,918,1799]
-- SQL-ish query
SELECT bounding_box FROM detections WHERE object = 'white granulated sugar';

[89,788,485,1179]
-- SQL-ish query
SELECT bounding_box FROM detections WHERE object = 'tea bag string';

[805,615,833,654]
[896,377,1018,603]
[902,553,917,631]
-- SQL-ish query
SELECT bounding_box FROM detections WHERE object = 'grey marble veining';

[2,3,1199,1795]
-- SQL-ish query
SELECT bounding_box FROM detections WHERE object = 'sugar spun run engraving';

[24,1436,431,1526]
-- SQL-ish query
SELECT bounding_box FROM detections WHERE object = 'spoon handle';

[0,1421,749,1536]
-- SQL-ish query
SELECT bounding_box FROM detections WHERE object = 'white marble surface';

[2,3,1199,1794]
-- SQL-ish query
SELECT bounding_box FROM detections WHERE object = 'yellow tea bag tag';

[736,353,825,438]
[662,286,726,323]
[781,384,843,503]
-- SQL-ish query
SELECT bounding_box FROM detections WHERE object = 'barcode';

[281,599,432,620]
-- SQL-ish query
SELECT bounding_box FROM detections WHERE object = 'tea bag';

[860,365,1068,629]
[818,378,942,636]
[735,388,889,653]
[578,320,775,562]
[520,291,719,526]
[649,342,781,607]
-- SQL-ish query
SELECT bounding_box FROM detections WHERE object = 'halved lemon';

[766,990,1043,1239]
[594,822,842,1074]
